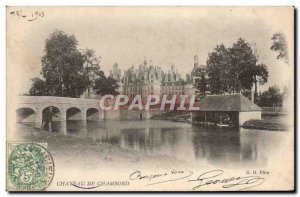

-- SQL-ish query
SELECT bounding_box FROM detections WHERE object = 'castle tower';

[112,63,120,81]
[149,60,153,67]
[144,57,147,68]
[194,55,199,69]
[171,65,175,73]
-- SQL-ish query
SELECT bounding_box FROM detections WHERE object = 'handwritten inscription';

[129,169,265,190]
[10,10,44,22]
[129,169,193,186]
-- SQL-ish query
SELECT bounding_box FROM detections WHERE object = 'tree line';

[30,30,288,108]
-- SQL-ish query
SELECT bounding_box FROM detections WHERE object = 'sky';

[7,7,294,95]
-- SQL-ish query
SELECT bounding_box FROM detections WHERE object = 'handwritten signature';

[188,170,265,191]
[129,169,265,190]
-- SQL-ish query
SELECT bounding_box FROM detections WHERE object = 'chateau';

[109,56,201,99]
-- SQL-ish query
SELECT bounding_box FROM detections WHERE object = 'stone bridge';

[16,96,103,126]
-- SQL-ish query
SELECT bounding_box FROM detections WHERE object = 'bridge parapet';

[16,96,103,125]
[16,96,99,105]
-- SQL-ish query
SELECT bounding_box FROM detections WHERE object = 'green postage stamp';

[6,142,54,191]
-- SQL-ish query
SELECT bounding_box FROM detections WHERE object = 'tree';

[271,33,289,63]
[257,86,283,107]
[29,78,48,96]
[29,30,118,98]
[230,39,268,101]
[40,30,86,97]
[206,44,229,94]
[229,38,257,92]
[82,49,102,98]
[93,71,119,96]
[201,38,268,102]
[253,64,268,102]
[193,66,208,98]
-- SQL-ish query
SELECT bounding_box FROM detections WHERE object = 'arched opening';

[140,113,143,120]
[42,106,62,122]
[16,108,35,122]
[87,108,99,121]
[66,107,82,121]
[41,106,62,132]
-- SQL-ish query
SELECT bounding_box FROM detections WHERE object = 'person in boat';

[223,114,231,125]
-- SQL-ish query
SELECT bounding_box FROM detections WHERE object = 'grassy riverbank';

[242,117,287,131]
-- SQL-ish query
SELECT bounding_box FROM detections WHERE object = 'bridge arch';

[42,106,63,122]
[87,108,100,121]
[16,108,36,122]
[66,107,82,121]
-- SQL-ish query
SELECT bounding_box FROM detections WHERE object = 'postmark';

[7,142,54,191]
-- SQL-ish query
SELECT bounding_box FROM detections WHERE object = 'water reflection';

[192,129,242,163]
[20,120,279,165]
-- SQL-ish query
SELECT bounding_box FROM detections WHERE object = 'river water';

[17,120,286,166]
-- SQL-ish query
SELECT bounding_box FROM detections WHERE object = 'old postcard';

[6,7,294,191]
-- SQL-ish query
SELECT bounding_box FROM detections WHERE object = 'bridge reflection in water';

[18,120,282,165]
